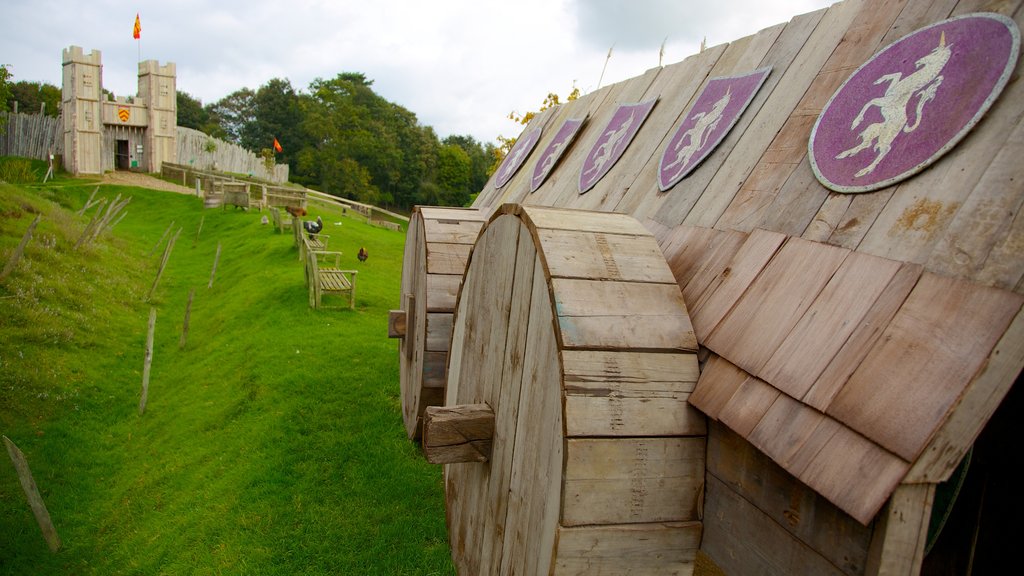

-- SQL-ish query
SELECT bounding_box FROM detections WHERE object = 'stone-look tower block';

[137,60,177,172]
[62,46,103,174]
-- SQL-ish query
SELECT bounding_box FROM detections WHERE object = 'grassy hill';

[0,169,453,574]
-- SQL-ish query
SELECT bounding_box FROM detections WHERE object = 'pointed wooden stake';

[3,436,62,552]
[139,307,157,415]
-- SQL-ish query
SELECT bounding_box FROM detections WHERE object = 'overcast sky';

[2,0,836,145]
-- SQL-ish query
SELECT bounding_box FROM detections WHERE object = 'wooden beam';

[387,310,407,338]
[1,214,40,282]
[422,403,494,464]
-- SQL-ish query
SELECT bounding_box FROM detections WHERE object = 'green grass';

[0,175,453,574]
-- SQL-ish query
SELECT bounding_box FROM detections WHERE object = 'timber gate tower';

[61,45,177,175]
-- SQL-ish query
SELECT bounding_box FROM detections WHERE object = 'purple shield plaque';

[530,116,587,192]
[494,126,542,189]
[810,13,1020,193]
[659,68,771,191]
[579,99,657,194]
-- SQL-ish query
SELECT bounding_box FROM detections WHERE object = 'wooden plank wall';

[469,0,1024,574]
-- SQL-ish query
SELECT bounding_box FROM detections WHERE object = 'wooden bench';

[269,206,293,234]
[305,248,357,310]
[293,217,329,261]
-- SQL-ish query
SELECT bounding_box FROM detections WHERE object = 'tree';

[207,88,255,144]
[436,143,472,206]
[242,78,306,174]
[443,134,493,194]
[176,90,209,131]
[7,80,60,117]
[1,64,12,119]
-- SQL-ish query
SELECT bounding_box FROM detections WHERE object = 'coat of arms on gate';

[810,13,1020,194]
[494,126,542,189]
[579,99,657,194]
[658,68,771,191]
[530,116,587,192]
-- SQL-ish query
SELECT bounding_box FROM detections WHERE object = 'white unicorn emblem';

[499,137,530,181]
[663,88,732,180]
[585,110,636,177]
[836,31,952,178]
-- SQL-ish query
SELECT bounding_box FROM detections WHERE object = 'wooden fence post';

[1,214,41,282]
[139,307,157,415]
[194,215,205,246]
[208,243,222,289]
[180,288,194,349]
[149,220,175,257]
[76,186,99,216]
[146,228,181,302]
[3,435,62,552]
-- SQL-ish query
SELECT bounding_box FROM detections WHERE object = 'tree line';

[3,65,496,211]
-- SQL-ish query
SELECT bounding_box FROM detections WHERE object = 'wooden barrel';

[390,206,487,439]
[424,204,706,575]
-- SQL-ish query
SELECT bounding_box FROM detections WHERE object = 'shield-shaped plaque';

[658,68,771,191]
[530,116,587,192]
[810,13,1020,193]
[579,99,657,194]
[494,126,542,189]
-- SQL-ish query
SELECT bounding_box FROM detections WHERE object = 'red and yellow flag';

[273,138,283,153]
[133,14,141,39]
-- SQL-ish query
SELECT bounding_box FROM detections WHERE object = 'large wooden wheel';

[424,204,706,575]
[390,207,486,439]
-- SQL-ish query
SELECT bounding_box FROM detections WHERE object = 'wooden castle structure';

[61,46,177,175]
[392,0,1024,574]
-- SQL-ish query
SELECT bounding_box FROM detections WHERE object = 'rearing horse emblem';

[810,13,1020,194]
[835,32,951,178]
[579,99,657,194]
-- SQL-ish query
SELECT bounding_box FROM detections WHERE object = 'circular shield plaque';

[809,13,1020,193]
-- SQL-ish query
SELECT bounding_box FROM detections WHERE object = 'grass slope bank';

[1,178,452,574]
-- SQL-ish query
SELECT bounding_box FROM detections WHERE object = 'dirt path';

[101,171,195,195]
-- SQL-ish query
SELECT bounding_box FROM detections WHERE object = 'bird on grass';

[358,247,368,262]
[303,215,323,239]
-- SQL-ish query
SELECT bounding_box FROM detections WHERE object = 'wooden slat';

[689,228,785,343]
[536,228,676,283]
[804,262,922,410]
[479,221,539,575]
[561,437,705,526]
[552,278,697,351]
[704,237,848,375]
[701,473,849,576]
[500,255,564,576]
[689,354,750,421]
[717,376,780,438]
[759,250,902,399]
[562,350,704,437]
[864,483,935,576]
[421,214,485,244]
[521,205,652,236]
[425,242,473,275]
[422,351,446,389]
[660,226,748,310]
[552,522,701,576]
[927,115,1024,281]
[444,214,522,575]
[906,306,1024,482]
[707,421,873,576]
[800,423,910,525]
[746,392,827,472]
[425,273,461,311]
[826,273,1024,461]
[422,404,494,464]
[424,313,452,352]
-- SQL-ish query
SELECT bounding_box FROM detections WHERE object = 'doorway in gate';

[115,140,130,170]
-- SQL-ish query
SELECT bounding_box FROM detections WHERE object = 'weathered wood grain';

[562,437,705,526]
[422,404,495,464]
[826,273,1023,461]
[704,236,848,375]
[552,522,701,576]
[689,354,750,421]
[536,228,677,283]
[707,421,873,576]
[4,436,62,552]
[864,483,935,576]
